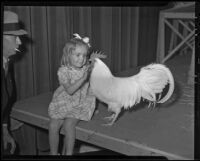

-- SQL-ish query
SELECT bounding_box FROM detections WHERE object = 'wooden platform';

[10,53,194,160]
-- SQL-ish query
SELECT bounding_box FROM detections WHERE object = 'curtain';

[3,5,162,101]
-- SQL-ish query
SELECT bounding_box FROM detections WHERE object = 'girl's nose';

[79,55,84,61]
[16,36,22,45]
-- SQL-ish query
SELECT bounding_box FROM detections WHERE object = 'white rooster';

[89,55,175,126]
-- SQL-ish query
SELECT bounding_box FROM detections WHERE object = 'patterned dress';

[48,65,96,121]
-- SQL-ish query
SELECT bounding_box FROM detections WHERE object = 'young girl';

[48,33,96,155]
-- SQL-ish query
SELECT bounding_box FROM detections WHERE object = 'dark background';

[4,2,171,101]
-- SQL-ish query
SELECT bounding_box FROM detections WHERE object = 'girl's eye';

[75,52,87,58]
[75,53,80,57]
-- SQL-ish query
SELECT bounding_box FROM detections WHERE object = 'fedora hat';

[4,11,27,35]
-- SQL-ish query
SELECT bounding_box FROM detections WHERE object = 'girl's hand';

[87,63,94,74]
[82,65,90,81]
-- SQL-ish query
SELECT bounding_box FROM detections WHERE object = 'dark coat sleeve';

[2,67,9,124]
[1,63,16,125]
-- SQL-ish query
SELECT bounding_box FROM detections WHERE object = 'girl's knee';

[49,119,63,131]
[63,118,78,130]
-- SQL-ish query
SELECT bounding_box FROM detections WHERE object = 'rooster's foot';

[101,122,114,126]
[102,114,115,126]
[103,114,115,121]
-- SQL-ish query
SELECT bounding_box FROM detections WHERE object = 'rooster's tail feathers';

[136,63,174,104]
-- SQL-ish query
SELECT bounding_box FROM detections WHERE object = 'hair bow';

[73,33,91,47]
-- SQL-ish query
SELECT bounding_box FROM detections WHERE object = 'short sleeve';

[57,67,70,85]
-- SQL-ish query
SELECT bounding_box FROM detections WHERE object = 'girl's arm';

[62,67,89,95]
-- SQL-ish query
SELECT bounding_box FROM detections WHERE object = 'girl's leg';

[62,118,79,155]
[49,119,64,155]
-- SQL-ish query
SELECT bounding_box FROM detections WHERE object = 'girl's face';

[69,45,88,69]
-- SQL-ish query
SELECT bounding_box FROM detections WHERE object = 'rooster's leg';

[102,108,121,126]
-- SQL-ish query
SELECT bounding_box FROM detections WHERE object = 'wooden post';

[169,20,178,55]
[156,12,165,63]
[187,44,195,85]
[181,21,189,55]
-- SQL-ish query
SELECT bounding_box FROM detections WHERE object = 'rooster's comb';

[90,51,107,62]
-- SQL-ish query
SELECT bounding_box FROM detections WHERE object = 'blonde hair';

[61,38,90,66]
